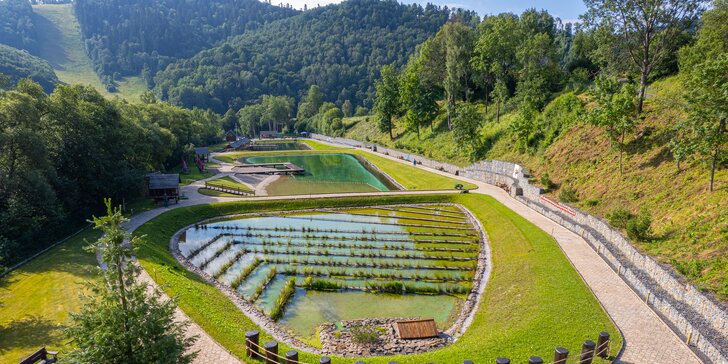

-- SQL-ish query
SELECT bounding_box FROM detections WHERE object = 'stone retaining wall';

[310,133,728,363]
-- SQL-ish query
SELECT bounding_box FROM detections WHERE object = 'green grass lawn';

[215,141,476,191]
[199,176,254,197]
[32,4,147,101]
[207,176,253,192]
[170,160,220,186]
[134,194,621,363]
[0,228,100,363]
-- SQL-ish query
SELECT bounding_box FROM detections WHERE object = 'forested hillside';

[0,80,222,271]
[0,0,37,52]
[337,1,727,299]
[74,0,299,90]
[0,44,58,92]
[153,0,463,112]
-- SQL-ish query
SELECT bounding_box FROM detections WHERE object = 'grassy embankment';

[344,76,727,300]
[134,194,621,363]
[0,229,101,363]
[214,139,477,191]
[32,4,147,100]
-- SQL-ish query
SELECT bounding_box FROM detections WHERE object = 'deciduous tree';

[374,64,399,139]
[452,103,482,161]
[583,0,705,114]
[585,77,638,174]
[674,0,727,191]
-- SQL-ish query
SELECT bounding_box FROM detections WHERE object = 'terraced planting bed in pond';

[175,204,487,347]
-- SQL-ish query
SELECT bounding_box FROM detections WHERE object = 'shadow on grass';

[0,316,65,354]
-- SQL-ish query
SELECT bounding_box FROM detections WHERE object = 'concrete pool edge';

[168,203,491,357]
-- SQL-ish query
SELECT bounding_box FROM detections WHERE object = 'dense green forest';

[73,0,298,90]
[0,0,37,52]
[153,0,466,112]
[0,44,59,92]
[0,81,222,271]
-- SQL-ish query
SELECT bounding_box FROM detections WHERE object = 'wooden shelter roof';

[394,319,438,339]
[147,173,180,190]
[195,147,209,156]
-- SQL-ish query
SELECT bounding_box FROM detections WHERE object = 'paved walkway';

[115,144,701,364]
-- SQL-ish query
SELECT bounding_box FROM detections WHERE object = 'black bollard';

[554,347,569,364]
[354,362,365,364]
[580,340,596,364]
[320,356,331,364]
[528,356,543,364]
[285,350,298,364]
[596,332,610,358]
[496,358,510,364]
[463,361,474,364]
[245,330,259,358]
[264,341,278,364]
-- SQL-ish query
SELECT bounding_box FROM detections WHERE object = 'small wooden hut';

[225,130,238,141]
[195,147,209,161]
[146,173,180,204]
[259,130,277,139]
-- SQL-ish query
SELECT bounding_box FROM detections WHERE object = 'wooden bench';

[19,347,58,364]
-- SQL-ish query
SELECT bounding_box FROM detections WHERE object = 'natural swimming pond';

[244,153,397,195]
[177,205,483,340]
[246,141,309,151]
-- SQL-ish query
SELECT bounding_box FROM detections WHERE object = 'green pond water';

[178,206,478,340]
[279,289,459,337]
[247,141,308,151]
[244,153,393,195]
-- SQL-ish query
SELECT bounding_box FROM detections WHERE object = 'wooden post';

[496,358,511,364]
[554,347,569,364]
[320,356,331,364]
[596,332,610,358]
[264,341,278,364]
[463,361,474,364]
[580,340,596,364]
[245,330,259,358]
[528,356,543,364]
[354,362,365,364]
[285,350,298,364]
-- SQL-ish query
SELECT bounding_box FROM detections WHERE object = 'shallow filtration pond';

[178,205,480,340]
[243,153,396,195]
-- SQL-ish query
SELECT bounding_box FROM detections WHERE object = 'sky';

[280,0,587,22]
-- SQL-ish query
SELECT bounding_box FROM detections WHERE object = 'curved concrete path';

[117,144,701,364]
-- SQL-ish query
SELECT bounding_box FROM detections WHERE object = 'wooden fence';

[244,330,612,364]
[203,181,255,196]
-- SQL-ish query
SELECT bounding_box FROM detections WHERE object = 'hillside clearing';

[32,4,146,100]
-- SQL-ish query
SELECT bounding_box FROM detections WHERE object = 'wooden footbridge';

[231,163,305,175]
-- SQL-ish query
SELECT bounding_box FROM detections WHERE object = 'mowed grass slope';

[134,194,620,363]
[0,229,100,363]
[32,4,147,100]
